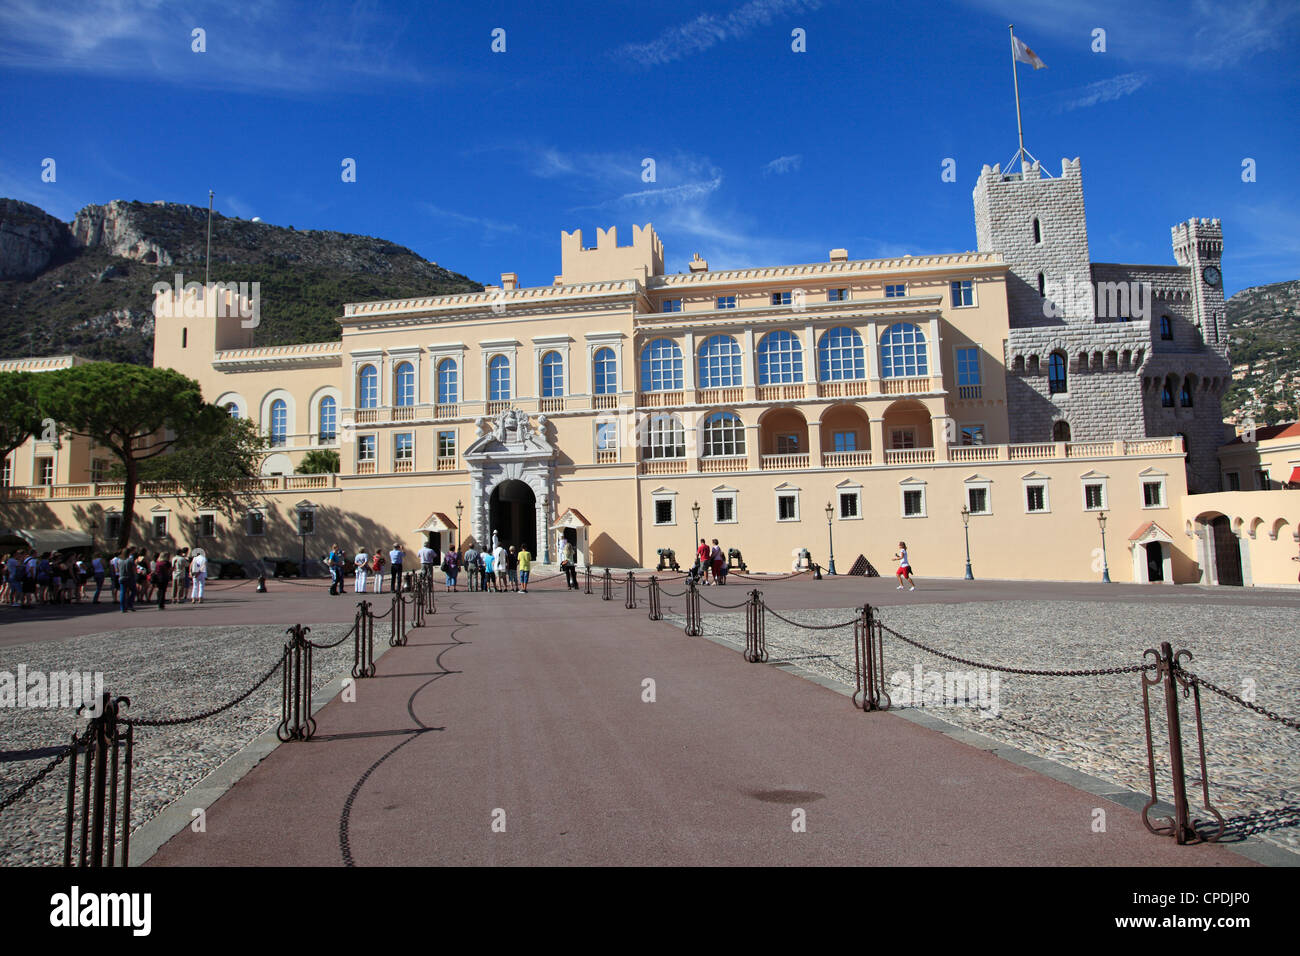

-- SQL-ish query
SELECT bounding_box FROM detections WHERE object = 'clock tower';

[1171,218,1227,359]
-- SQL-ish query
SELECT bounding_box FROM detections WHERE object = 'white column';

[683,332,696,390]
[743,328,757,386]
[803,323,815,383]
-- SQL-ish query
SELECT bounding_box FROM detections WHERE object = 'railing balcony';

[760,453,810,470]
[435,403,459,419]
[595,449,618,464]
[285,474,331,489]
[394,459,414,473]
[592,394,620,410]
[436,457,458,472]
[1007,443,1056,461]
[948,445,999,463]
[884,448,936,465]
[817,379,871,399]
[698,455,747,473]
[356,461,376,475]
[354,408,383,424]
[697,386,744,405]
[486,400,512,415]
[539,396,566,413]
[957,384,983,400]
[755,383,806,402]
[641,390,686,408]
[1065,441,1114,458]
[391,405,417,422]
[638,458,687,475]
[881,376,936,396]
[822,450,872,468]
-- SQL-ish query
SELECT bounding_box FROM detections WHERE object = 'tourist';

[154,552,171,609]
[171,549,189,604]
[354,546,369,593]
[505,546,519,592]
[562,540,578,590]
[417,539,437,585]
[483,547,497,591]
[696,539,711,585]
[463,542,479,592]
[370,547,386,594]
[389,543,405,593]
[189,548,208,604]
[493,541,508,591]
[894,541,915,591]
[518,544,531,593]
[91,553,106,603]
[711,539,727,585]
[5,551,21,608]
[330,544,346,595]
[442,547,459,592]
[118,548,136,612]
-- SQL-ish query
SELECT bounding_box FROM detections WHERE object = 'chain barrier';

[584,565,592,595]
[1182,670,1300,732]
[762,606,859,630]
[63,693,133,867]
[647,576,662,621]
[684,579,702,637]
[126,654,286,728]
[277,625,315,742]
[878,624,1149,679]
[853,605,890,712]
[602,568,613,602]
[0,739,79,816]
[727,569,811,583]
[1141,643,1224,844]
[743,590,767,663]
[624,571,637,609]
[697,590,752,610]
[352,600,376,679]
[389,590,407,647]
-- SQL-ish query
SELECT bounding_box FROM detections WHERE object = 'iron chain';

[125,653,287,727]
[879,625,1151,678]
[763,606,859,630]
[1179,669,1300,731]
[0,738,81,814]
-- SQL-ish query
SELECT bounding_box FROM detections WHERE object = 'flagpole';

[1009,24,1026,176]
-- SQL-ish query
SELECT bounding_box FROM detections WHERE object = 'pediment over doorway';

[464,408,556,462]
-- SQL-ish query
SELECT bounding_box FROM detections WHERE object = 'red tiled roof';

[1226,421,1300,444]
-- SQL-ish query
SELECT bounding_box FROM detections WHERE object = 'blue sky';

[1,0,1297,297]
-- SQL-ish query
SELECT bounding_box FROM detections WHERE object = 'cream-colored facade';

[2,223,1296,585]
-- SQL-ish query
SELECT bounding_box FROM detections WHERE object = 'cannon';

[656,547,680,572]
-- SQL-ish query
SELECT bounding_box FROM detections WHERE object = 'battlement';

[559,223,665,285]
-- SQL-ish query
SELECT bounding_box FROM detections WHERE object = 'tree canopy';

[0,371,47,461]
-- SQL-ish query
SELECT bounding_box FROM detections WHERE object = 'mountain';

[1222,279,1300,426]
[0,198,483,364]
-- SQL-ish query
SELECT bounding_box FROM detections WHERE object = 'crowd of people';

[2,546,212,611]
[430,541,534,594]
[692,538,731,585]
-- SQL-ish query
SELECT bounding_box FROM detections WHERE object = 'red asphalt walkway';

[146,575,1252,866]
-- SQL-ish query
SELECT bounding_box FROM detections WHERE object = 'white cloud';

[1055,72,1147,112]
[762,154,803,175]
[615,0,824,67]
[422,203,520,236]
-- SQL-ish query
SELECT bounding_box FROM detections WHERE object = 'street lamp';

[691,501,701,557]
[1097,510,1111,583]
[961,505,974,580]
[825,502,837,575]
[455,499,463,553]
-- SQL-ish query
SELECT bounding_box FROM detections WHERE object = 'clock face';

[1203,266,1221,287]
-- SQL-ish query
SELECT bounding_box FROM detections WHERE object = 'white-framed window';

[437,358,459,404]
[956,346,982,398]
[827,288,849,302]
[697,334,742,388]
[702,412,746,457]
[884,283,906,298]
[357,434,377,462]
[489,355,512,401]
[394,361,416,407]
[36,456,53,485]
[950,280,975,307]
[713,487,738,524]
[838,489,861,520]
[640,339,684,392]
[90,458,109,483]
[437,430,456,460]
[540,351,564,397]
[880,322,929,377]
[757,330,803,385]
[1141,472,1168,509]
[662,298,683,313]
[642,414,686,459]
[775,433,801,454]
[197,513,216,538]
[246,510,266,537]
[832,431,857,452]
[394,432,414,468]
[105,512,123,541]
[964,476,992,515]
[269,398,288,446]
[715,295,737,310]
[595,421,618,452]
[899,478,927,518]
[318,396,337,442]
[776,493,800,521]
[151,513,168,538]
[960,424,986,446]
[1080,473,1108,512]
[818,327,866,381]
[652,490,676,526]
[1023,475,1051,514]
[771,291,792,306]
[2,455,10,487]
[358,364,379,408]
[890,428,916,450]
[592,347,618,395]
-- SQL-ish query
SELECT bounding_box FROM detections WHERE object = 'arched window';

[593,347,617,395]
[702,411,746,457]
[1033,217,1042,244]
[318,396,337,442]
[642,414,685,459]
[225,402,240,419]
[270,399,288,446]
[437,359,458,404]
[1180,378,1194,407]
[697,335,742,388]
[358,365,378,408]
[540,351,564,397]
[757,330,803,385]
[489,355,511,401]
[640,338,683,392]
[879,323,928,378]
[394,361,415,407]
[1052,420,1071,442]
[818,327,865,381]
[1048,352,1068,394]
[1159,315,1173,340]
[1161,378,1175,407]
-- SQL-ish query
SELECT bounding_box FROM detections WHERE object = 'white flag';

[1012,34,1047,69]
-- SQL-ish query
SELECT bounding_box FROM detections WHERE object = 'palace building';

[2,158,1297,586]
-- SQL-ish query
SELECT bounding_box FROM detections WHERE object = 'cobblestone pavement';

[664,598,1300,854]
[0,621,354,866]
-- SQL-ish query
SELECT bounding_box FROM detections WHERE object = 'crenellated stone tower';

[972,159,1231,493]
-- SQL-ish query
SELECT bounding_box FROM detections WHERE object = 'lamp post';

[961,506,973,580]
[455,499,463,553]
[691,501,701,558]
[1097,510,1111,583]
[825,502,837,575]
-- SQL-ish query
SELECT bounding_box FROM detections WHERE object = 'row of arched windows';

[640,324,929,392]
[225,395,338,446]
[355,349,622,406]
[642,411,747,459]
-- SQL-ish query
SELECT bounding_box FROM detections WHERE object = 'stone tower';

[972,159,1231,492]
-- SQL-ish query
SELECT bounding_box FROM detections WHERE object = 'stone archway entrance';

[1210,516,1243,586]
[491,479,537,555]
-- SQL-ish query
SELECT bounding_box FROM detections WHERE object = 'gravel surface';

[0,621,356,866]
[665,598,1300,855]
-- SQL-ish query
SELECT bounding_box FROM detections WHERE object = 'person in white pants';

[354,548,369,593]
[189,549,208,604]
